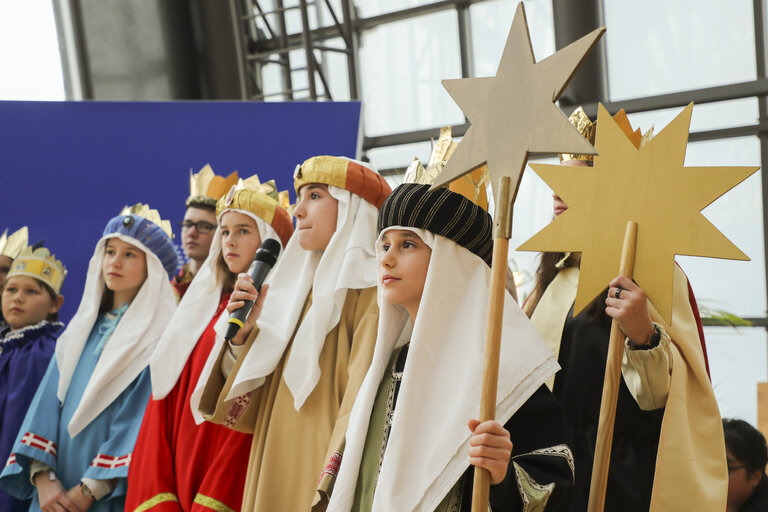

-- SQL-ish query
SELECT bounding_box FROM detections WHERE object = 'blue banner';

[0,100,362,321]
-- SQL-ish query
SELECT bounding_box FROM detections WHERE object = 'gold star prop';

[430,1,605,205]
[518,103,759,323]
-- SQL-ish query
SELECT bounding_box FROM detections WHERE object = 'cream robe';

[199,287,378,512]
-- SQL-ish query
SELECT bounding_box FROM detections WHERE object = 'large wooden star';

[518,103,759,323]
[430,2,605,204]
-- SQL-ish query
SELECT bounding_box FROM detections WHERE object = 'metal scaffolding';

[233,0,359,101]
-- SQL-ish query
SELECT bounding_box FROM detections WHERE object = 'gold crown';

[218,174,291,220]
[8,247,67,294]
[561,107,654,163]
[187,164,239,208]
[404,126,489,209]
[0,227,28,259]
[120,203,174,239]
[560,107,597,163]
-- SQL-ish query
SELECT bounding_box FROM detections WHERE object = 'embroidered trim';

[90,453,131,469]
[318,451,342,484]
[224,392,252,428]
[193,493,236,512]
[20,432,57,457]
[1,320,63,343]
[132,492,179,512]
[442,477,465,512]
[525,444,575,479]
[5,454,16,467]
[512,461,555,512]
[377,346,405,475]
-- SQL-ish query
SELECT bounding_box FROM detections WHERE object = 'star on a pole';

[518,103,759,323]
[430,1,605,205]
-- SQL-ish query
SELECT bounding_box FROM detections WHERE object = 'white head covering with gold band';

[55,204,178,436]
[152,175,292,407]
[7,247,67,294]
[220,156,390,411]
[0,227,29,260]
[328,162,558,511]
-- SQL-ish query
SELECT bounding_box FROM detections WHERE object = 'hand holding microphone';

[225,238,281,344]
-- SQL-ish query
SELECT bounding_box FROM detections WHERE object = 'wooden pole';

[471,176,513,512]
[587,221,638,512]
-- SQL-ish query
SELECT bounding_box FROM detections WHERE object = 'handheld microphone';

[224,238,281,341]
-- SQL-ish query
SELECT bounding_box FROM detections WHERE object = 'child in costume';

[126,176,293,512]
[173,165,239,299]
[0,204,178,512]
[0,247,66,512]
[196,156,391,511]
[523,108,725,511]
[326,165,575,512]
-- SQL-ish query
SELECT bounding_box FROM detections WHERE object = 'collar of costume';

[327,226,558,512]
[151,208,281,407]
[54,230,178,437]
[0,320,64,344]
[378,183,493,266]
[219,181,384,410]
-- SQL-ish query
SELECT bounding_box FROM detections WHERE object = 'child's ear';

[49,294,65,314]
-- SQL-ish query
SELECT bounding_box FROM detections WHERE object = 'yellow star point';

[518,102,759,323]
[430,1,605,206]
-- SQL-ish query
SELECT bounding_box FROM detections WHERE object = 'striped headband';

[377,183,493,266]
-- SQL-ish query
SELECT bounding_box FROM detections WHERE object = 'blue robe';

[0,311,152,511]
[0,321,62,512]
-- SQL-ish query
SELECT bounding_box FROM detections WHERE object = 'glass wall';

[0,0,65,101]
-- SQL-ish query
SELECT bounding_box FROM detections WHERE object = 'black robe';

[553,305,664,511]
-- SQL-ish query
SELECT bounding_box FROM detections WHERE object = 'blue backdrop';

[0,100,362,321]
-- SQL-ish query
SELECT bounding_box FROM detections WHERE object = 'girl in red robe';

[125,176,293,512]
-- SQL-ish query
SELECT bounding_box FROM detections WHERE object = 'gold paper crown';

[403,126,489,209]
[560,107,654,163]
[217,174,294,247]
[8,247,67,294]
[187,164,239,208]
[218,175,291,217]
[120,203,174,239]
[0,227,28,259]
[560,107,596,163]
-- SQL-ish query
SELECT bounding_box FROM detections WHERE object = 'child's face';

[294,184,338,251]
[1,275,58,330]
[220,211,263,275]
[102,238,148,298]
[379,229,432,318]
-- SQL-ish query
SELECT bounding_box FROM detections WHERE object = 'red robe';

[126,294,251,511]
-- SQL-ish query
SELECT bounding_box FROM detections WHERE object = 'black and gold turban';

[377,183,493,266]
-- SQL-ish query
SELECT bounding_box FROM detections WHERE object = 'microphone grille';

[255,238,281,265]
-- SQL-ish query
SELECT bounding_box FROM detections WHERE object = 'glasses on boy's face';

[179,220,216,234]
